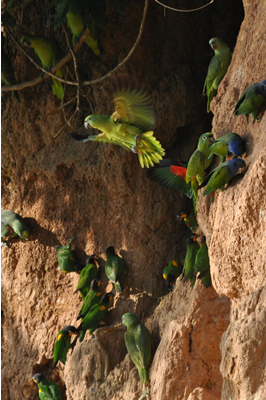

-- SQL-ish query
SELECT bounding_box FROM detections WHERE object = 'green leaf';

[54,0,70,29]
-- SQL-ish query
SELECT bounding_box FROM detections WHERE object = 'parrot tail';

[78,329,86,343]
[85,35,100,56]
[138,368,149,384]
[133,131,165,168]
[52,69,65,100]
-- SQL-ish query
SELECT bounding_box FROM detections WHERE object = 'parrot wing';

[194,243,210,273]
[112,88,155,131]
[70,131,133,151]
[47,382,62,400]
[202,164,230,195]
[53,333,70,366]
[203,54,222,95]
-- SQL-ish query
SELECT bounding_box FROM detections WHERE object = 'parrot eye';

[202,136,207,140]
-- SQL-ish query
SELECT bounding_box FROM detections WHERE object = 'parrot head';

[21,36,34,48]
[164,273,176,290]
[122,312,140,329]
[198,132,213,151]
[230,158,246,170]
[17,226,29,239]
[177,209,190,220]
[84,114,109,130]
[91,278,101,290]
[201,236,207,244]
[186,234,198,246]
[209,37,226,51]
[85,254,96,264]
[106,246,116,256]
[32,373,44,384]
[258,80,266,96]
[62,325,78,336]
[101,292,113,304]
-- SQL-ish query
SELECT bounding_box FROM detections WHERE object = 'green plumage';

[21,35,65,100]
[66,10,100,55]
[33,373,62,400]
[201,269,212,288]
[53,326,78,367]
[186,133,213,198]
[74,255,98,299]
[177,209,198,233]
[1,35,20,102]
[77,292,113,342]
[105,246,127,292]
[234,80,266,123]
[77,278,102,320]
[208,133,242,163]
[203,37,231,113]
[55,239,80,273]
[1,210,29,246]
[122,313,152,384]
[82,87,165,168]
[194,236,211,288]
[163,260,183,290]
[183,234,200,287]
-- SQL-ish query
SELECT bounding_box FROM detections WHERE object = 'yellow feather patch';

[64,271,68,273]
[173,260,178,267]
[39,388,42,393]
[57,333,63,341]
[96,292,101,297]
[100,306,106,311]
[163,274,167,280]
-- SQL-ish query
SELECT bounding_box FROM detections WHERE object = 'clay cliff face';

[1,0,265,399]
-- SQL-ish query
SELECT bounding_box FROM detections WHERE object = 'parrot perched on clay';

[20,35,65,100]
[71,85,165,168]
[66,9,100,55]
[234,80,266,123]
[1,210,29,246]
[208,133,243,163]
[122,313,153,384]
[77,292,113,342]
[53,325,78,367]
[177,209,198,233]
[32,373,62,400]
[200,269,212,288]
[55,238,84,273]
[194,236,211,288]
[1,35,20,102]
[199,158,246,200]
[146,159,193,199]
[105,246,127,293]
[77,278,102,320]
[182,234,200,288]
[186,132,213,199]
[74,255,98,299]
[163,260,183,290]
[203,37,231,113]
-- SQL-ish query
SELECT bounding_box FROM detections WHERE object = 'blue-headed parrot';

[234,80,266,123]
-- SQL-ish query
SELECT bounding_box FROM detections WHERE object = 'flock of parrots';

[2,16,266,399]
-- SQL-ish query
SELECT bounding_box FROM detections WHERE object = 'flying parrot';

[71,86,165,168]
[194,236,211,288]
[182,234,200,288]
[55,238,84,273]
[77,278,102,320]
[199,158,246,200]
[53,325,78,367]
[122,313,153,384]
[66,9,100,55]
[186,132,213,199]
[163,260,183,290]
[203,37,231,113]
[146,159,193,198]
[1,34,20,102]
[234,80,266,123]
[208,132,243,163]
[1,210,29,247]
[105,246,127,293]
[74,255,98,299]
[177,208,198,233]
[77,292,113,342]
[32,373,62,400]
[20,35,65,100]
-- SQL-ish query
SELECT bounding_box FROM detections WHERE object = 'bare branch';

[1,28,91,92]
[154,0,214,12]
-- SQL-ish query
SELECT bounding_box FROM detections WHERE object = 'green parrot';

[200,269,212,288]
[53,325,78,367]
[74,255,98,299]
[71,86,165,168]
[1,210,29,246]
[182,234,200,287]
[66,9,100,55]
[199,158,246,200]
[20,35,65,100]
[1,34,20,102]
[77,292,113,342]
[122,313,153,384]
[194,236,211,288]
[32,373,62,400]
[76,278,102,320]
[55,238,84,273]
[203,37,231,112]
[186,133,213,199]
[163,260,183,290]
[105,246,127,292]
[177,208,198,233]
[234,80,266,123]
[208,133,243,163]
